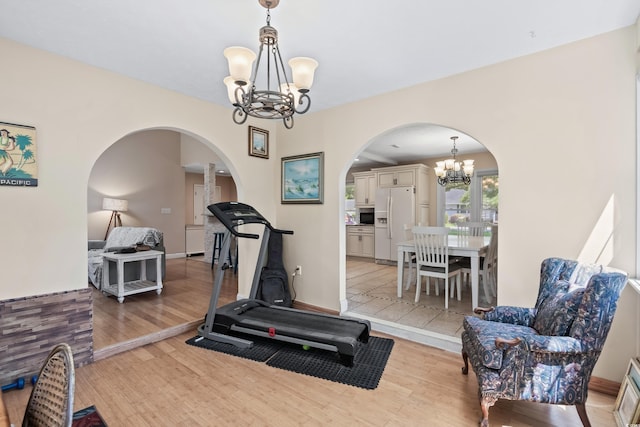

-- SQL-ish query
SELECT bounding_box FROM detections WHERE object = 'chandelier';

[223,0,318,129]
[434,136,475,186]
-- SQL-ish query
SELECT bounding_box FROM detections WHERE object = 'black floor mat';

[186,334,394,390]
[266,336,394,390]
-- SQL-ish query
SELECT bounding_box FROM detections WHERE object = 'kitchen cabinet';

[346,225,374,258]
[353,171,377,207]
[372,164,430,225]
[377,169,415,188]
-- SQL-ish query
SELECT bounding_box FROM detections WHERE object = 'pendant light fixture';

[434,136,474,186]
[223,0,318,129]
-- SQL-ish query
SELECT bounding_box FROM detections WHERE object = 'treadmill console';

[208,202,293,239]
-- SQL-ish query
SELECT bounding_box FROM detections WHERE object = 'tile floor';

[346,257,492,339]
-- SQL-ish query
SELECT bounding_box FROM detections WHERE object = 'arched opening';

[341,123,498,348]
[87,128,241,352]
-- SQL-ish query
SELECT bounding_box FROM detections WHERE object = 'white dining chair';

[460,224,498,303]
[457,221,488,237]
[403,223,417,290]
[456,221,487,292]
[412,226,463,308]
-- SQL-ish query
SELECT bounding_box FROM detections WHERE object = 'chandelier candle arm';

[223,0,318,129]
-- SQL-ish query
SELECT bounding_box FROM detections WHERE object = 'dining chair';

[22,343,75,427]
[457,221,488,237]
[403,223,417,288]
[460,224,498,303]
[412,226,462,308]
[455,222,488,286]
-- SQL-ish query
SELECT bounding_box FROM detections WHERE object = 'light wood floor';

[4,330,617,426]
[92,257,234,350]
[1,257,618,426]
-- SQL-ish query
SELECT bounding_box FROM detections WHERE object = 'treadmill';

[197,202,371,366]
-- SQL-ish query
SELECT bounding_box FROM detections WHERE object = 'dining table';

[396,234,490,309]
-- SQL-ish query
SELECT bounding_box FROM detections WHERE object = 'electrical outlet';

[296,265,302,276]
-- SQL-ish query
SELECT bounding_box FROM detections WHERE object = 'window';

[437,170,498,231]
[345,183,356,224]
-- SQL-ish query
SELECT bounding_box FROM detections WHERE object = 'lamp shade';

[103,198,128,212]
[288,57,318,92]
[280,83,301,105]
[224,46,256,84]
[224,76,242,105]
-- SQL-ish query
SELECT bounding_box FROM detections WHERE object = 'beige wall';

[0,23,638,382]
[0,36,278,303]
[88,130,186,253]
[277,26,638,381]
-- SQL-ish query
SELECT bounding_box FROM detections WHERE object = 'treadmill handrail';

[208,202,293,239]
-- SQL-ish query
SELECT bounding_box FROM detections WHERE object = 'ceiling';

[1,0,638,170]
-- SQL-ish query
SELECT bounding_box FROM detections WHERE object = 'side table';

[101,250,163,303]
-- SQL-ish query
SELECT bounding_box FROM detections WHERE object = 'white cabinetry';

[353,171,377,207]
[185,225,205,255]
[377,169,415,188]
[372,164,430,225]
[346,225,375,258]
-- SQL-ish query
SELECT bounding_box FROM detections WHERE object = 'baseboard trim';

[589,376,621,396]
[94,320,201,361]
[292,300,338,315]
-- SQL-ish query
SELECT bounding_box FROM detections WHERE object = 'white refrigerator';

[374,186,415,262]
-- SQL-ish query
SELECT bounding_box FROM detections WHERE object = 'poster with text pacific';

[0,121,37,187]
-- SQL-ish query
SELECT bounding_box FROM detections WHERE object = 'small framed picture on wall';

[248,126,269,159]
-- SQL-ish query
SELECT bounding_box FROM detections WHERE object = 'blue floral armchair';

[461,257,628,427]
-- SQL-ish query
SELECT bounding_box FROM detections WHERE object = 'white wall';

[276,26,638,381]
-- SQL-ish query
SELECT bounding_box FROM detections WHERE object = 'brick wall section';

[0,288,93,386]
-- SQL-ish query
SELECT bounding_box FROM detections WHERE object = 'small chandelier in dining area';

[223,0,318,129]
[434,136,474,186]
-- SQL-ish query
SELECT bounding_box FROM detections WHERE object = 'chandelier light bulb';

[288,57,318,92]
[281,83,301,105]
[224,76,243,105]
[224,46,256,84]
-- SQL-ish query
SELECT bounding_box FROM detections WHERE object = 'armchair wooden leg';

[480,395,496,427]
[575,403,591,427]
[461,350,469,375]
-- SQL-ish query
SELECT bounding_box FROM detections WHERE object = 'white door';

[194,184,205,225]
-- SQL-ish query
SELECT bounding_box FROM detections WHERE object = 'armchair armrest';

[480,306,537,327]
[88,240,106,250]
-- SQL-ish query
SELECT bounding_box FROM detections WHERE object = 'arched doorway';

[87,128,240,353]
[341,123,498,349]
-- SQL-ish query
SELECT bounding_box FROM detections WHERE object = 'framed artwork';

[281,152,324,204]
[248,126,269,159]
[614,358,640,426]
[0,121,38,187]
